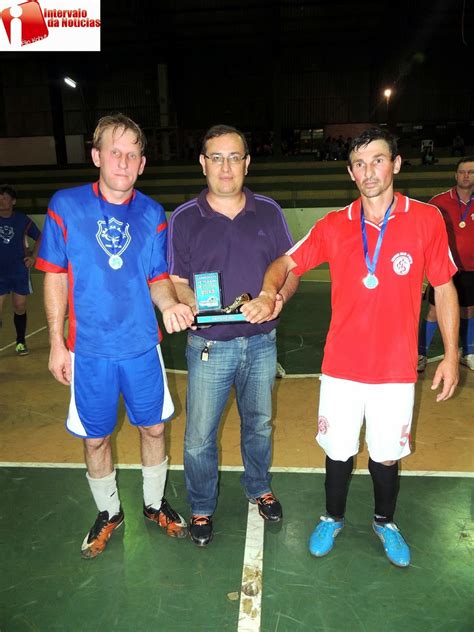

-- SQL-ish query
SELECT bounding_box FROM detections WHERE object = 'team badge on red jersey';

[391,252,413,276]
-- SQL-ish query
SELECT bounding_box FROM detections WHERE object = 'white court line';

[237,503,265,632]
[167,369,322,379]
[0,325,47,352]
[0,289,446,379]
[279,373,320,379]
[171,352,448,379]
[0,462,472,477]
[301,278,331,283]
[425,354,445,364]
[2,465,470,632]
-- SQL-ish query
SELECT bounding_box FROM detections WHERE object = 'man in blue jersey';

[37,114,195,559]
[0,184,42,355]
[168,124,299,546]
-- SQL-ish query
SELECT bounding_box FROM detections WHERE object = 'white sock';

[142,457,168,510]
[86,470,121,517]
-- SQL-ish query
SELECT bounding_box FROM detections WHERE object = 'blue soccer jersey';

[37,183,169,358]
[0,212,41,276]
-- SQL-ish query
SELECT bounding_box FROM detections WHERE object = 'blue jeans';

[185,330,277,515]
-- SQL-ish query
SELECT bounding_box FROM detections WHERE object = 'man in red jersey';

[242,128,459,567]
[418,157,474,371]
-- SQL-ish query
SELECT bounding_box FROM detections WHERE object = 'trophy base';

[195,311,247,326]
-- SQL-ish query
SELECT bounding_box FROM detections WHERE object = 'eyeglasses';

[203,153,247,165]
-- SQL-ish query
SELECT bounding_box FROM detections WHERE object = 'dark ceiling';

[102,0,472,61]
[6,0,472,76]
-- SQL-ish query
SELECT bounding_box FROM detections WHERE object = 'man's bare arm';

[169,274,197,312]
[150,277,195,333]
[272,270,300,317]
[44,272,71,385]
[242,255,298,323]
[431,280,459,401]
[24,234,42,269]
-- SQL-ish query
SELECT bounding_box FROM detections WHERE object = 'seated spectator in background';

[342,137,351,161]
[452,134,465,157]
[422,146,437,166]
[336,135,345,159]
[329,137,339,160]
[322,136,331,160]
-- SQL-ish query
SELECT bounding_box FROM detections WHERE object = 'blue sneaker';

[308,516,344,557]
[373,522,411,567]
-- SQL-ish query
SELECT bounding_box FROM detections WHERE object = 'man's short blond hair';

[92,113,146,154]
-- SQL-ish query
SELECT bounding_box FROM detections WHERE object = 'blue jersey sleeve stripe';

[47,208,67,241]
[149,271,170,285]
[36,257,67,273]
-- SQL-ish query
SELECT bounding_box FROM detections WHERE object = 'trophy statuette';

[194,272,251,326]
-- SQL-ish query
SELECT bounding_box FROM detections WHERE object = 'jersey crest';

[96,217,131,260]
[391,252,413,276]
[0,225,14,244]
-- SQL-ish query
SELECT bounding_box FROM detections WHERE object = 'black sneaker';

[143,498,188,538]
[81,508,124,559]
[250,492,283,522]
[189,515,213,546]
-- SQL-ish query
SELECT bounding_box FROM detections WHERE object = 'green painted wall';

[29,207,334,243]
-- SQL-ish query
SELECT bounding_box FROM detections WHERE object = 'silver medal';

[109,254,123,270]
[363,273,379,289]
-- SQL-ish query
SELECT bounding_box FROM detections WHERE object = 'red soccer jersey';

[288,193,457,383]
[429,187,474,271]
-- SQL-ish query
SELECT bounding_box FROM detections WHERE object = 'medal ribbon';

[455,190,473,224]
[360,198,394,278]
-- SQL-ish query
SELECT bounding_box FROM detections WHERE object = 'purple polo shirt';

[168,187,293,341]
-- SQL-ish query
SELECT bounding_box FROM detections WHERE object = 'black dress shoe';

[189,515,213,546]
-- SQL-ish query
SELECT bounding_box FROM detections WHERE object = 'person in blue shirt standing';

[0,184,42,355]
[37,113,195,559]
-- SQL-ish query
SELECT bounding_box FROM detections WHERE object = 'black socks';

[368,458,399,524]
[324,456,399,523]
[14,312,27,344]
[325,455,353,519]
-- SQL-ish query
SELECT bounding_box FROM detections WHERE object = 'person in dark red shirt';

[243,128,459,567]
[418,157,474,371]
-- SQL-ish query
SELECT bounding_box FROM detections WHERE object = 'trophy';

[194,272,251,326]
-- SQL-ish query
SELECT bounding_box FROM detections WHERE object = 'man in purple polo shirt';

[168,124,299,546]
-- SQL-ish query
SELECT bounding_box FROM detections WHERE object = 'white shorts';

[317,375,414,462]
